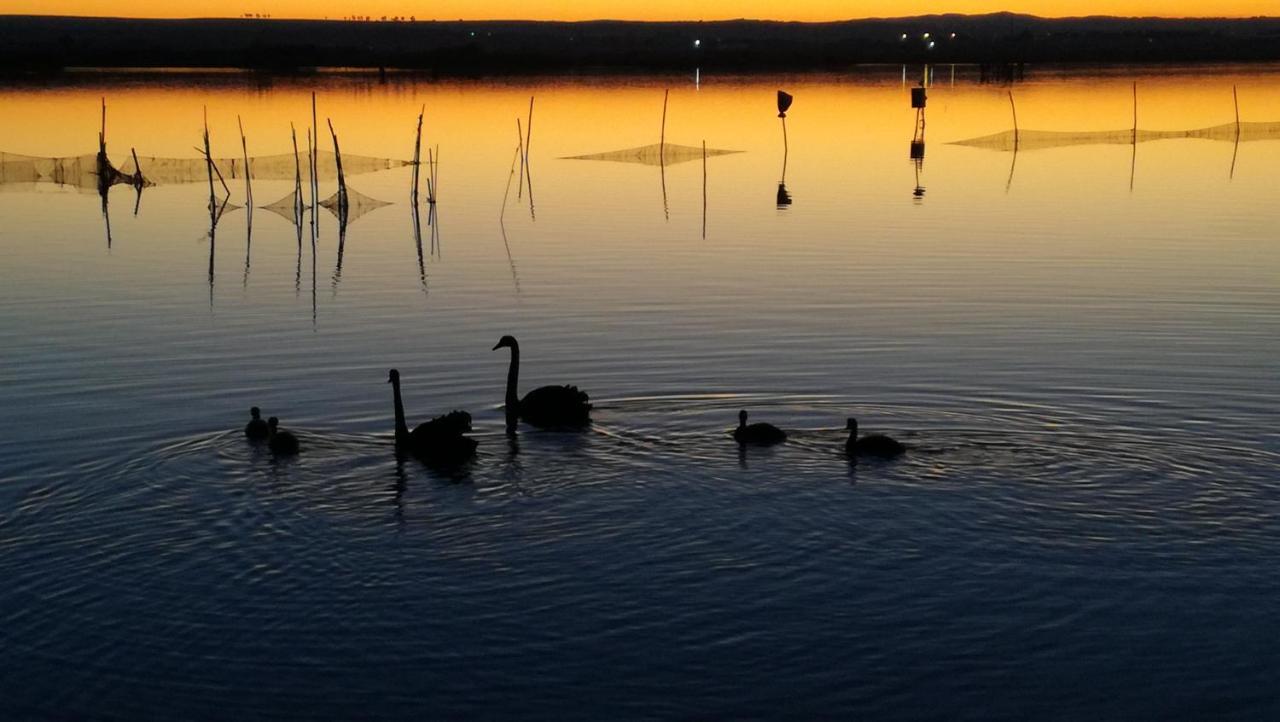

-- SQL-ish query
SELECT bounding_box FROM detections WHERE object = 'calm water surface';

[1,67,1279,720]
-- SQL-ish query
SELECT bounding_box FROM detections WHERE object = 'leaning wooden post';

[516,118,526,198]
[426,148,436,203]
[327,118,348,216]
[411,106,424,202]
[130,147,143,189]
[237,115,252,207]
[1233,85,1241,138]
[524,96,534,164]
[203,107,230,196]
[660,89,669,161]
[202,108,216,205]
[431,145,439,203]
[1008,90,1020,151]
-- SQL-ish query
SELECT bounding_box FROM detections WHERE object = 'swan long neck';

[504,343,521,412]
[392,377,409,446]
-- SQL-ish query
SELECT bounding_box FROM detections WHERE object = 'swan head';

[739,410,749,426]
[493,335,518,351]
[388,368,400,384]
[268,416,280,430]
[250,406,261,419]
[846,417,858,434]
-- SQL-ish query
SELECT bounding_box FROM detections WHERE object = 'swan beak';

[492,342,502,350]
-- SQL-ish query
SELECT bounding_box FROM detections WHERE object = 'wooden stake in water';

[1130,83,1138,192]
[1231,86,1242,180]
[1008,91,1020,151]
[291,123,303,227]
[524,96,534,164]
[311,92,319,238]
[516,118,526,198]
[327,118,348,217]
[307,127,315,232]
[426,148,435,203]
[202,108,216,205]
[660,89,669,160]
[412,106,424,202]
[1132,82,1138,143]
[130,147,143,189]
[701,139,707,240]
[1233,85,1241,137]
[237,115,252,207]
[130,146,143,215]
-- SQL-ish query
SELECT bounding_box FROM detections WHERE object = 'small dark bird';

[734,410,787,446]
[389,368,477,463]
[244,406,269,441]
[266,416,300,456]
[845,418,905,458]
[492,335,591,432]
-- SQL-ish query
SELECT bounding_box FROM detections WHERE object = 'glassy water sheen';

[1,67,1279,720]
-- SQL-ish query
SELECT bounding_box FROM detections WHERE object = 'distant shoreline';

[3,14,1280,73]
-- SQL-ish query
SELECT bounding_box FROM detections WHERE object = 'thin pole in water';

[1130,83,1138,192]
[327,118,347,217]
[311,92,319,238]
[1231,85,1242,180]
[660,88,669,159]
[1008,91,1019,151]
[1132,82,1138,143]
[290,123,303,227]
[1233,85,1241,136]
[701,139,707,240]
[524,96,534,164]
[412,106,424,203]
[516,118,525,198]
[238,115,252,207]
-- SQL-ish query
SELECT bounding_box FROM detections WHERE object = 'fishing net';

[260,190,307,224]
[0,149,408,192]
[320,187,392,223]
[951,121,1280,152]
[563,143,741,167]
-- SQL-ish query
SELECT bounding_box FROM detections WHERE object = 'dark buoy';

[776,90,794,118]
[911,86,928,109]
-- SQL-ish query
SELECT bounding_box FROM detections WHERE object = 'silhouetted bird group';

[245,335,905,463]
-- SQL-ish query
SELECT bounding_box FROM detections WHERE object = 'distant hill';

[2,13,1279,72]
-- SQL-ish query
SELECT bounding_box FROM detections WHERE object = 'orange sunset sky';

[0,1,1275,21]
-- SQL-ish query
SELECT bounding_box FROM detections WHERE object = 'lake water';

[1,66,1278,720]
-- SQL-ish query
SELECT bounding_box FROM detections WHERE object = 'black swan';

[734,410,787,446]
[846,418,905,458]
[389,368,477,462]
[267,417,300,455]
[244,406,269,441]
[492,335,591,431]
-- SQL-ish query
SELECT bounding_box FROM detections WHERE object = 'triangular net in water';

[950,121,1280,152]
[563,143,741,167]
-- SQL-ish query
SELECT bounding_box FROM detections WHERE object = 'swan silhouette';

[389,368,478,462]
[244,406,269,441]
[492,335,591,431]
[734,410,787,446]
[845,418,905,458]
[267,416,300,455]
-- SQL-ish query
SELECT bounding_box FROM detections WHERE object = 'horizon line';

[5,12,1279,23]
